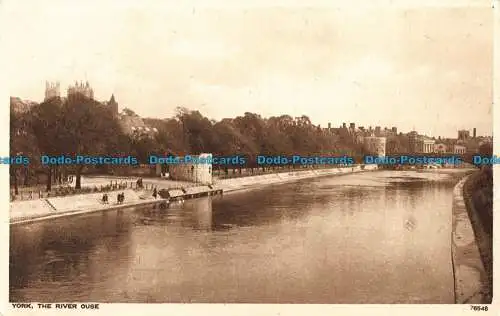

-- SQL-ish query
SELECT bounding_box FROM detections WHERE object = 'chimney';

[328,122,331,130]
[473,128,477,138]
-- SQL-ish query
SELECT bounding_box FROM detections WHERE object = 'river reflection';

[10,171,465,303]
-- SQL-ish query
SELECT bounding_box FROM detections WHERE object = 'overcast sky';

[3,0,493,138]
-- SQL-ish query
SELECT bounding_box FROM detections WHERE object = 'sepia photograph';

[4,0,495,311]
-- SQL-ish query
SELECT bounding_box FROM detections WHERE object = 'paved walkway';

[10,176,198,201]
[80,176,197,190]
[451,175,491,303]
[10,189,166,225]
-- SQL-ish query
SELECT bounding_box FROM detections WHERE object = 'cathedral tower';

[44,81,61,100]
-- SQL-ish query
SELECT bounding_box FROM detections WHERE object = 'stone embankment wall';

[451,173,492,303]
[215,165,378,192]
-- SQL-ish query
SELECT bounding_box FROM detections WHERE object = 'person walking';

[152,187,157,199]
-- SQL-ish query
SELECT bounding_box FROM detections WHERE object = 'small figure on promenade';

[152,187,157,199]
[121,192,125,204]
[136,178,143,189]
[102,193,108,204]
[117,193,122,204]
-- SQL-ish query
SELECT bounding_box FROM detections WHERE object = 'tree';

[213,119,258,173]
[155,118,189,154]
[478,142,493,156]
[122,108,138,116]
[9,110,25,195]
[30,97,64,191]
[177,109,217,154]
[59,93,125,189]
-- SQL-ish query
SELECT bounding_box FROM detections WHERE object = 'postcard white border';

[1,0,498,315]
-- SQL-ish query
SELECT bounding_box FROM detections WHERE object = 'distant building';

[354,133,365,144]
[417,137,435,153]
[10,97,37,114]
[465,139,479,154]
[105,94,119,116]
[44,81,61,100]
[364,136,386,157]
[408,131,419,153]
[68,81,94,100]
[453,144,466,154]
[458,130,470,141]
[434,143,447,154]
[478,136,493,146]
[119,111,158,138]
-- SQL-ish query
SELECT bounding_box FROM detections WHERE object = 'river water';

[10,170,466,303]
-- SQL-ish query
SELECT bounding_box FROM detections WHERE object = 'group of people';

[100,177,159,205]
[101,193,109,204]
[101,192,125,204]
[117,192,125,204]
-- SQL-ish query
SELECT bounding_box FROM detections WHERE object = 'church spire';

[108,94,118,116]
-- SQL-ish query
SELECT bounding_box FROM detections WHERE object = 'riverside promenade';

[10,165,378,225]
[10,189,168,225]
[451,173,492,303]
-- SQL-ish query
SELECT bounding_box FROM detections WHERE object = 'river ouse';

[10,170,465,303]
[7,3,493,307]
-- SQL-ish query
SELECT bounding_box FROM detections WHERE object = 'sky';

[2,0,493,138]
